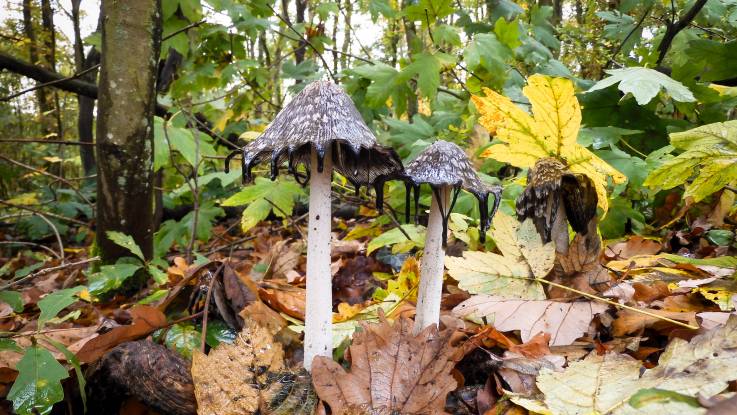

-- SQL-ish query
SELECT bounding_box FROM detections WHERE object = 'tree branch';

[656,0,709,66]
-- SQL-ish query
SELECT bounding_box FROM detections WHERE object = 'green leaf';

[675,39,737,82]
[148,265,169,285]
[404,0,454,24]
[464,33,512,81]
[644,120,737,202]
[42,336,87,412]
[629,388,700,409]
[165,323,201,359]
[367,224,426,255]
[14,262,43,278]
[158,120,217,168]
[0,290,24,313]
[0,338,23,353]
[587,67,696,105]
[596,10,641,56]
[106,231,145,261]
[368,0,398,21]
[8,346,69,415]
[315,1,338,19]
[88,262,142,297]
[153,117,171,171]
[222,177,305,233]
[353,62,403,107]
[433,24,461,47]
[38,286,85,329]
[493,17,521,49]
[138,289,170,305]
[400,52,456,99]
[205,320,236,348]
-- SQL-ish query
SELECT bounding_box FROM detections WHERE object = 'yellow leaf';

[214,109,234,132]
[333,302,365,322]
[472,74,625,213]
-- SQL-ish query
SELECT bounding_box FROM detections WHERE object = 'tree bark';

[22,0,52,136]
[294,0,308,66]
[96,0,162,263]
[73,1,101,177]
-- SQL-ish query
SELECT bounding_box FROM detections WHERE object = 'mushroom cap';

[404,140,502,244]
[405,140,497,199]
[239,80,403,187]
[516,157,598,242]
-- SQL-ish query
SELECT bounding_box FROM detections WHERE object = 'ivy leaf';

[588,67,696,105]
[472,74,626,213]
[106,231,145,262]
[38,286,85,329]
[445,212,550,300]
[644,120,737,202]
[42,337,87,412]
[0,290,24,313]
[222,177,305,233]
[7,346,69,415]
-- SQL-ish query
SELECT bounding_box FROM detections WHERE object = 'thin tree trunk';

[22,0,52,136]
[340,0,352,69]
[401,0,418,120]
[96,0,162,263]
[295,0,307,65]
[40,0,61,138]
[73,0,100,177]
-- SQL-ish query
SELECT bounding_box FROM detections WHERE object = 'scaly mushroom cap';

[231,80,403,192]
[403,140,502,244]
[516,157,598,242]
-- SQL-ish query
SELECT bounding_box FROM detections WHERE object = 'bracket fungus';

[403,140,502,333]
[226,80,403,370]
[516,157,598,254]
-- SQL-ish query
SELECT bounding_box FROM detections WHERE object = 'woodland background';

[0,0,737,414]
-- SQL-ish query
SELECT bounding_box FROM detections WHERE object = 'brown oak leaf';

[312,314,459,415]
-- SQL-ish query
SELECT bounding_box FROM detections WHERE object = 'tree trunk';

[73,0,100,177]
[340,0,352,70]
[40,0,61,138]
[295,0,308,66]
[22,0,52,136]
[401,0,418,120]
[96,0,162,263]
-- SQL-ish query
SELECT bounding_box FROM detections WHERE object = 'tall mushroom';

[403,140,502,333]
[228,80,403,370]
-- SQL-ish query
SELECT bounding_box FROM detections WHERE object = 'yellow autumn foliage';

[471,74,626,213]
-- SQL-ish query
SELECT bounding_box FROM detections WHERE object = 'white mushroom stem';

[414,185,450,335]
[304,145,333,371]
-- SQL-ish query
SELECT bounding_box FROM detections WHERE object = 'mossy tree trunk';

[96,0,162,263]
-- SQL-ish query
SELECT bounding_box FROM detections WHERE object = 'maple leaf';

[444,211,553,300]
[471,74,626,213]
[452,295,608,345]
[311,314,459,415]
[644,120,737,202]
[516,316,737,414]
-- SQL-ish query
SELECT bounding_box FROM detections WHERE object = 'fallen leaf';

[605,236,662,259]
[550,233,611,298]
[259,281,306,320]
[312,314,459,415]
[532,316,737,414]
[192,317,316,415]
[76,305,167,363]
[445,213,551,301]
[453,295,608,345]
[612,308,697,336]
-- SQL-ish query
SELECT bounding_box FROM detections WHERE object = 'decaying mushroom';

[403,140,502,333]
[516,157,598,254]
[227,80,403,370]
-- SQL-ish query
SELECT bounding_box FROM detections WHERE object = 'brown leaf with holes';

[192,317,317,415]
[312,314,459,415]
[76,305,167,363]
[549,233,611,299]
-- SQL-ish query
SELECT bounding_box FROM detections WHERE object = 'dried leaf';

[192,318,317,415]
[76,305,167,363]
[312,315,459,415]
[453,295,608,345]
[550,233,611,298]
[605,236,662,260]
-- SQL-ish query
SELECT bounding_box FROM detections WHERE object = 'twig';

[605,5,652,70]
[656,0,709,66]
[199,270,217,352]
[162,20,205,41]
[264,198,306,239]
[0,200,88,226]
[0,241,61,259]
[0,256,100,290]
[34,213,65,264]
[0,138,94,145]
[267,4,337,82]
[0,64,100,102]
[203,235,257,256]
[0,154,93,206]
[532,277,699,330]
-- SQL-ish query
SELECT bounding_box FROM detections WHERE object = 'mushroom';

[403,140,501,333]
[227,80,403,370]
[516,157,598,254]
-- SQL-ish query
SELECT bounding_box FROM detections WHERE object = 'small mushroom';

[228,80,403,370]
[403,140,501,333]
[516,157,598,254]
